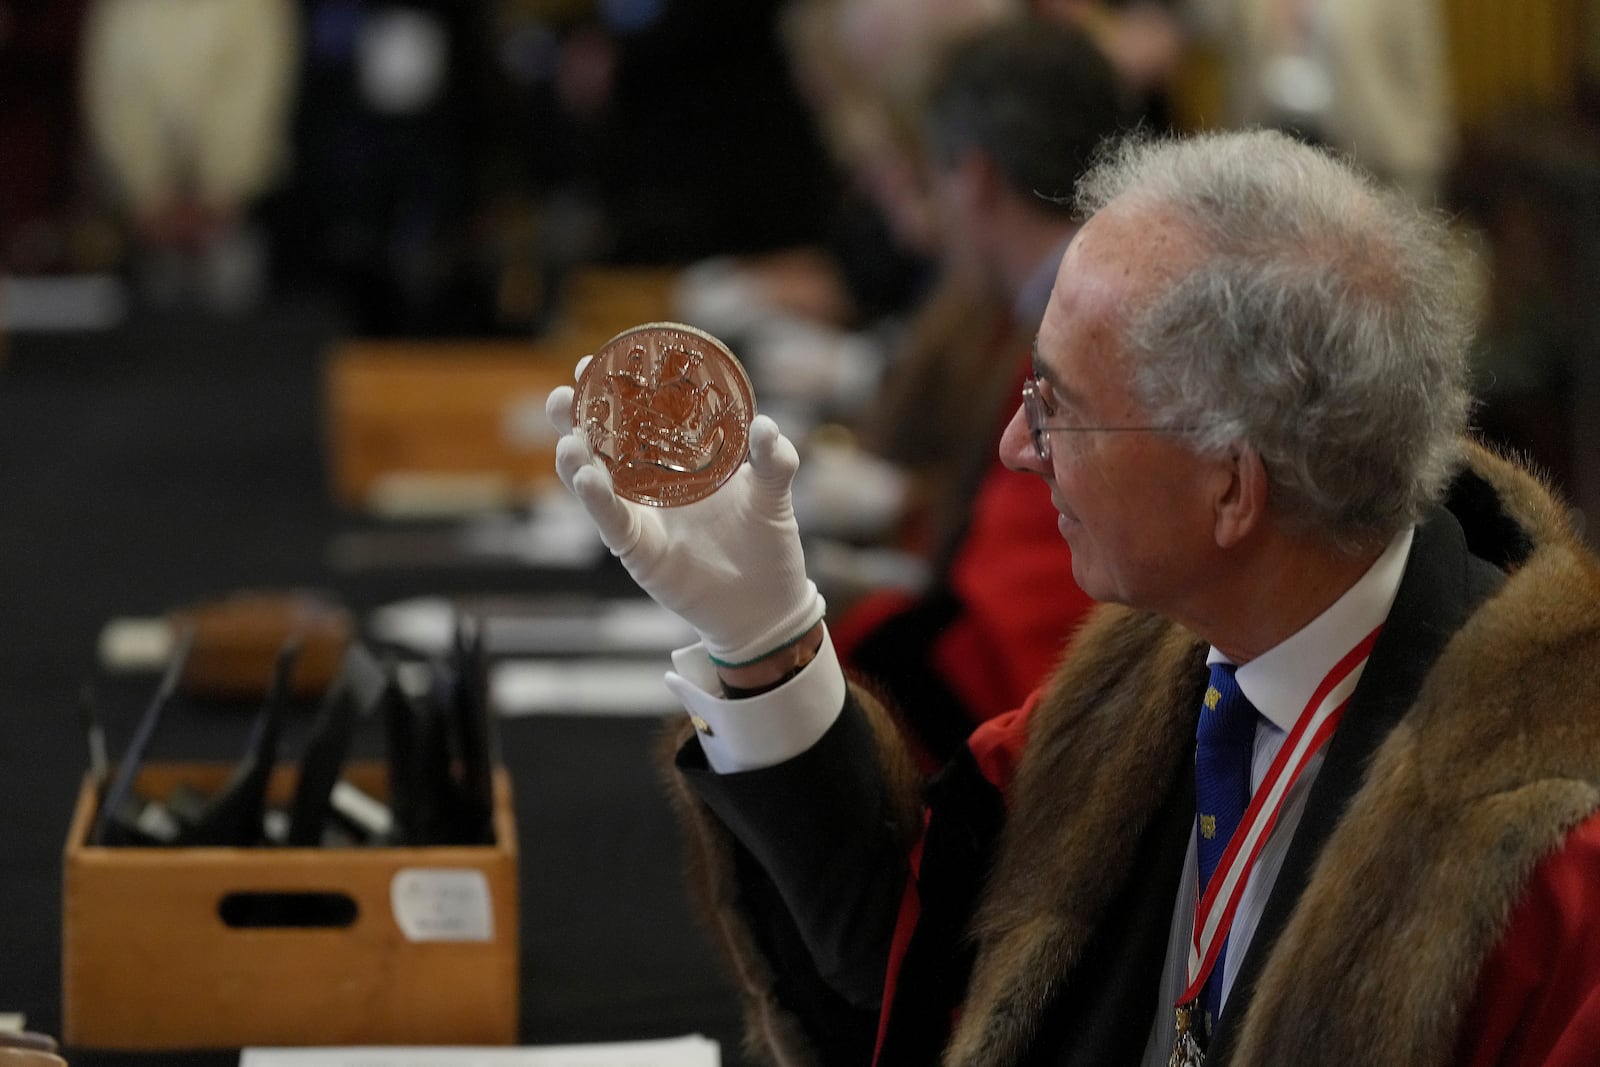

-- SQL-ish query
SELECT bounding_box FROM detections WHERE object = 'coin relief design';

[573,322,755,507]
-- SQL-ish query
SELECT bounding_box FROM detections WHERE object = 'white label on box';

[390,869,493,942]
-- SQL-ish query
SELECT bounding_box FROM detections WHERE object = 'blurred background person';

[1030,0,1456,205]
[790,16,1137,764]
[293,0,845,337]
[674,0,1016,352]
[80,0,300,313]
[1185,0,1456,204]
[581,0,839,266]
[273,0,488,336]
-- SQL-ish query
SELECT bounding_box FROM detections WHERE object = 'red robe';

[878,696,1600,1066]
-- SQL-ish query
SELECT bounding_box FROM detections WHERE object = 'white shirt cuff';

[664,626,846,774]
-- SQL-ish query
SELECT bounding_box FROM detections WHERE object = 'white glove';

[546,363,824,667]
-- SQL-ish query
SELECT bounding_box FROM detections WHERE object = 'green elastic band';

[706,624,818,669]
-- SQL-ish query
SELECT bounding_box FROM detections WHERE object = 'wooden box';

[323,268,680,514]
[324,340,577,513]
[62,762,518,1050]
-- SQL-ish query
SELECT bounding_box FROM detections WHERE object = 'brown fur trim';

[657,717,818,1066]
[659,684,925,1066]
[1461,437,1582,549]
[949,608,1208,1066]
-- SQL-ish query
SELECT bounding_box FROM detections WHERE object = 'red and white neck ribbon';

[1177,624,1383,1008]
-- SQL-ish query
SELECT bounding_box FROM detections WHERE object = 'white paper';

[0,274,128,332]
[240,1034,720,1067]
[460,498,605,568]
[491,659,678,717]
[369,597,693,658]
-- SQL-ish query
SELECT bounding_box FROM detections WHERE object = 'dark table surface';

[0,299,752,1064]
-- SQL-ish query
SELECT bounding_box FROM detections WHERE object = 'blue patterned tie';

[1194,662,1258,1033]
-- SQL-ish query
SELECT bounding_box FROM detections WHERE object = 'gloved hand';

[546,361,824,667]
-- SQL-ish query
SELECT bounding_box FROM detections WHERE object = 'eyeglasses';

[1021,376,1194,464]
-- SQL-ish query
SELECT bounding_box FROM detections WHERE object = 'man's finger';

[554,432,593,494]
[746,414,800,490]
[572,464,641,554]
[547,385,576,436]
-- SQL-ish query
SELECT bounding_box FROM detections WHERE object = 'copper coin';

[572,322,756,507]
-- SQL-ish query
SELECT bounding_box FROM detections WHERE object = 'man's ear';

[1214,444,1267,549]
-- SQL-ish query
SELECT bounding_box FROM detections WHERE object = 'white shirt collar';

[1207,526,1415,733]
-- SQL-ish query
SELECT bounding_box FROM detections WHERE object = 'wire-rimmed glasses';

[1021,376,1194,464]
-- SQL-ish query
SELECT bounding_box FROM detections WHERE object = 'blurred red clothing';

[835,352,1094,766]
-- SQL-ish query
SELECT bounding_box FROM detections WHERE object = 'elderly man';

[548,129,1600,1066]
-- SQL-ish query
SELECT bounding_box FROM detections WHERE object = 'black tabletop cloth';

[0,298,750,1064]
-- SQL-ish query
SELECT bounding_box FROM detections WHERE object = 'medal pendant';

[1168,1004,1205,1067]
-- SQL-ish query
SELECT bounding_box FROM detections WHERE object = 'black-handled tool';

[176,638,298,846]
[285,644,384,846]
[89,623,197,846]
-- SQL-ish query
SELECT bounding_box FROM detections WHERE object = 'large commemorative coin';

[572,322,755,507]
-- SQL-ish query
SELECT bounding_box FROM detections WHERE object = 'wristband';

[706,623,821,670]
[713,622,824,698]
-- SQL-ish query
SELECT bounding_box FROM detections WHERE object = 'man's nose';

[999,404,1045,475]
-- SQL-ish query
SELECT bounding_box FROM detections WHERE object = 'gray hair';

[1074,129,1475,553]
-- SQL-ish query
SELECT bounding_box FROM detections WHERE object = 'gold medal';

[573,322,754,507]
[1169,1002,1205,1067]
